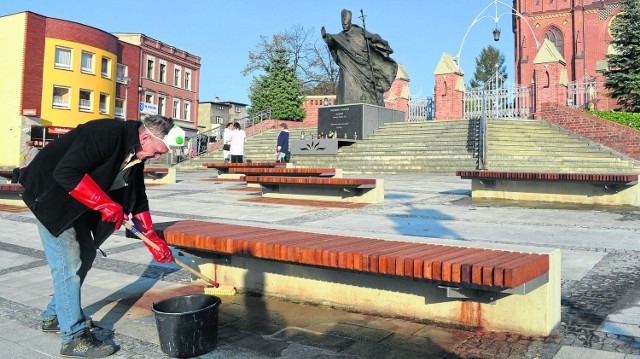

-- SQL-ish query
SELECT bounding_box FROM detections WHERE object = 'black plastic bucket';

[151,294,221,358]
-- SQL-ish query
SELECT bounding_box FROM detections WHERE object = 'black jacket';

[20,119,150,244]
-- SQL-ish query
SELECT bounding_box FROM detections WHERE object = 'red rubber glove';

[69,174,128,230]
[132,211,173,263]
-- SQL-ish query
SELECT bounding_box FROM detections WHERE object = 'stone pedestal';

[317,103,405,140]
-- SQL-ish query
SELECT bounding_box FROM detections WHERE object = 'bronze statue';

[321,9,398,107]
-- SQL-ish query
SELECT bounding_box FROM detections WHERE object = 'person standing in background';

[11,140,40,183]
[276,123,289,162]
[222,122,233,163]
[229,122,246,163]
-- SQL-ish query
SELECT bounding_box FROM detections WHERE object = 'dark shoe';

[42,316,60,332]
[60,328,116,358]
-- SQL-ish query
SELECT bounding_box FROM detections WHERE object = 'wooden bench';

[457,170,640,207]
[229,167,341,178]
[0,184,26,207]
[0,169,13,183]
[203,162,287,180]
[156,220,560,336]
[143,167,176,185]
[245,176,384,203]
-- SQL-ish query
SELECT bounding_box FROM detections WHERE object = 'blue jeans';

[37,219,96,343]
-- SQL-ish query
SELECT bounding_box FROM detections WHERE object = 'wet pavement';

[0,171,639,358]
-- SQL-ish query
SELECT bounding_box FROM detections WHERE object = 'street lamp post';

[123,76,133,120]
[455,0,540,69]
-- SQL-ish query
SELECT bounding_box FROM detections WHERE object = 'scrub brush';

[124,221,236,295]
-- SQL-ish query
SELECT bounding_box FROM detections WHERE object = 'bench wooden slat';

[456,170,638,184]
[464,251,519,286]
[492,254,545,288]
[229,168,336,176]
[204,162,286,169]
[161,220,549,289]
[0,184,24,192]
[144,167,169,173]
[246,176,377,188]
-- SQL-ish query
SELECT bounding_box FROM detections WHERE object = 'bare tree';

[243,25,338,95]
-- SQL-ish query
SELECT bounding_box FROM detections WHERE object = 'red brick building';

[114,33,201,136]
[513,0,622,110]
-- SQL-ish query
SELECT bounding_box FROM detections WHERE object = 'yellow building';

[0,11,121,167]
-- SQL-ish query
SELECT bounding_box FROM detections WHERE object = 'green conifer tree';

[248,48,306,121]
[469,45,507,89]
[603,0,640,112]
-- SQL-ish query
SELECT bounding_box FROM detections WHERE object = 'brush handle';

[124,221,218,286]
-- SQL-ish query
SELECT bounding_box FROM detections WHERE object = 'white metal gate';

[408,96,434,122]
[464,73,534,120]
[567,75,597,110]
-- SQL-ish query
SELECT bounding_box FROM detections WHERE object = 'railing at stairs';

[165,108,273,165]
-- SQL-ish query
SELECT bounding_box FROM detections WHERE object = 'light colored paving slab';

[552,346,627,359]
[0,319,58,358]
[561,250,608,281]
[0,249,40,271]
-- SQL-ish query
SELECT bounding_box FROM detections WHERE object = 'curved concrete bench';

[0,184,25,207]
[457,170,639,207]
[245,176,383,203]
[155,220,560,336]
[143,167,176,185]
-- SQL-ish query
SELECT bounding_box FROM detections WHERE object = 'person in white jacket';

[222,122,233,163]
[229,122,246,163]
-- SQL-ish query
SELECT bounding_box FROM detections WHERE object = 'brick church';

[513,0,623,110]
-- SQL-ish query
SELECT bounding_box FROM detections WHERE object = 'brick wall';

[434,73,463,120]
[45,18,119,54]
[536,103,640,161]
[22,12,46,117]
[301,96,335,127]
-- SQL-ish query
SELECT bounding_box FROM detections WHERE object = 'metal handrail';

[170,108,274,165]
[478,93,487,170]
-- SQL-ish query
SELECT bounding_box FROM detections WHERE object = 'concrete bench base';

[143,167,176,185]
[0,184,26,207]
[190,248,560,336]
[259,178,384,204]
[470,179,639,207]
[158,220,559,336]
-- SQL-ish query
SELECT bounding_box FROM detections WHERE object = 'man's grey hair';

[142,115,174,137]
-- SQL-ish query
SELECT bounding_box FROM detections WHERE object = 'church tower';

[513,0,622,107]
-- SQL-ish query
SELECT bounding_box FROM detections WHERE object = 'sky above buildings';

[2,0,518,106]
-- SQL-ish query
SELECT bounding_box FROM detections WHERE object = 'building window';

[159,63,166,83]
[145,93,154,103]
[53,86,70,108]
[147,56,155,80]
[158,95,166,116]
[173,98,180,118]
[116,64,127,83]
[101,57,110,78]
[81,51,94,74]
[115,98,125,119]
[79,90,92,111]
[215,116,223,124]
[55,47,72,70]
[183,101,191,121]
[174,66,181,87]
[184,70,191,90]
[235,106,241,113]
[545,27,564,56]
[99,93,108,114]
[217,105,224,110]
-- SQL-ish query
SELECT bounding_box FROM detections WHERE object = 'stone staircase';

[174,119,640,175]
[485,119,639,174]
[177,121,479,175]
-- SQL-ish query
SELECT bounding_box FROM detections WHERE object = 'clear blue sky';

[1,0,516,106]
